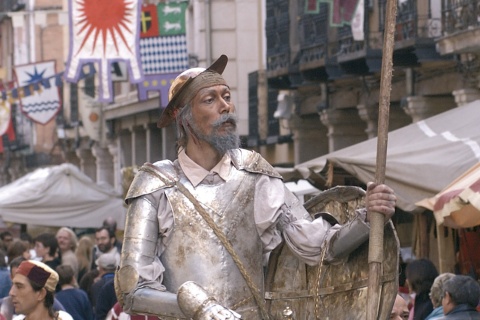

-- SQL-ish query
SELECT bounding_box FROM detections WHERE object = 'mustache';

[212,113,238,128]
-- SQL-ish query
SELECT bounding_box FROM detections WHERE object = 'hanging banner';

[351,0,365,41]
[137,73,178,107]
[0,100,11,137]
[14,60,61,125]
[0,81,14,136]
[140,3,160,38]
[138,2,188,105]
[65,0,143,102]
[305,0,361,28]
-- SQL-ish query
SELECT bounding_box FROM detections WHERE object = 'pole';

[366,0,397,319]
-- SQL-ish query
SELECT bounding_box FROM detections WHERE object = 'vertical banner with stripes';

[137,2,189,106]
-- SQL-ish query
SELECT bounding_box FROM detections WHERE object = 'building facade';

[1,0,479,220]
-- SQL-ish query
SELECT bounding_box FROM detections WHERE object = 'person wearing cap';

[117,54,397,319]
[90,253,119,313]
[9,260,73,320]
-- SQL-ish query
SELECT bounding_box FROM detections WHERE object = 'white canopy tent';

[278,100,480,213]
[0,163,126,229]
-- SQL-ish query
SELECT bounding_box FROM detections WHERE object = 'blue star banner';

[14,60,61,125]
[1,63,96,126]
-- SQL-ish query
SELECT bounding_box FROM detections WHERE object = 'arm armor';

[324,210,370,263]
[116,162,185,318]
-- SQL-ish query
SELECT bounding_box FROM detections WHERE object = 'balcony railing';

[377,0,443,43]
[443,0,480,35]
[298,1,329,66]
[266,0,290,73]
[332,26,366,57]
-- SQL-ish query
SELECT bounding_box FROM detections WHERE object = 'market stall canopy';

[416,162,480,228]
[278,100,480,212]
[0,163,126,229]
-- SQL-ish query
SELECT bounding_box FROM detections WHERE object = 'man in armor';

[116,54,397,319]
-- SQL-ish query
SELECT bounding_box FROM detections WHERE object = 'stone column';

[133,126,147,166]
[148,124,162,162]
[162,125,177,160]
[358,102,412,138]
[357,104,378,139]
[6,154,25,182]
[92,144,114,187]
[452,88,480,107]
[403,96,454,123]
[76,147,96,181]
[144,124,152,164]
[288,114,327,164]
[320,108,367,152]
[120,129,133,168]
[108,140,123,195]
[130,127,137,166]
[0,169,8,186]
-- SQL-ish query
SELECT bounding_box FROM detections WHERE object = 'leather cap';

[157,55,228,128]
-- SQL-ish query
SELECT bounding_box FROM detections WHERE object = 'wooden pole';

[366,0,397,319]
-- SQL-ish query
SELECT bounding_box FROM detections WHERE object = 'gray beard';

[189,113,240,154]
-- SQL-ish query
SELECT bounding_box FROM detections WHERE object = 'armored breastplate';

[160,162,264,317]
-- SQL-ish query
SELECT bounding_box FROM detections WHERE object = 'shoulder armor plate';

[125,161,177,203]
[230,149,282,179]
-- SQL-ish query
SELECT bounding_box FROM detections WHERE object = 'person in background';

[90,253,118,311]
[406,258,439,320]
[0,250,11,299]
[425,273,455,320]
[55,265,93,320]
[76,236,94,283]
[92,254,119,320]
[91,227,120,271]
[440,274,480,319]
[19,233,36,261]
[0,232,13,252]
[56,227,79,278]
[9,260,73,320]
[391,294,410,320]
[6,241,30,265]
[78,268,99,309]
[34,233,61,271]
[102,217,122,252]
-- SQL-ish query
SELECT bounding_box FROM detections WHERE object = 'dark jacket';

[438,304,480,320]
[413,292,434,320]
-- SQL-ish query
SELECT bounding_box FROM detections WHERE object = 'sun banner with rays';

[65,0,143,103]
[14,60,61,125]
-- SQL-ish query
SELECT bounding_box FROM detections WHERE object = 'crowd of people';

[389,257,480,320]
[0,218,134,320]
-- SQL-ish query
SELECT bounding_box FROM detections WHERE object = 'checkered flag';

[140,35,189,74]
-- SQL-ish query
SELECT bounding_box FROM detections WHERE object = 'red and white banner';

[14,60,61,125]
[0,81,14,136]
[65,0,143,102]
[0,99,11,137]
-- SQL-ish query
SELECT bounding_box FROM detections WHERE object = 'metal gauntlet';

[177,282,242,320]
